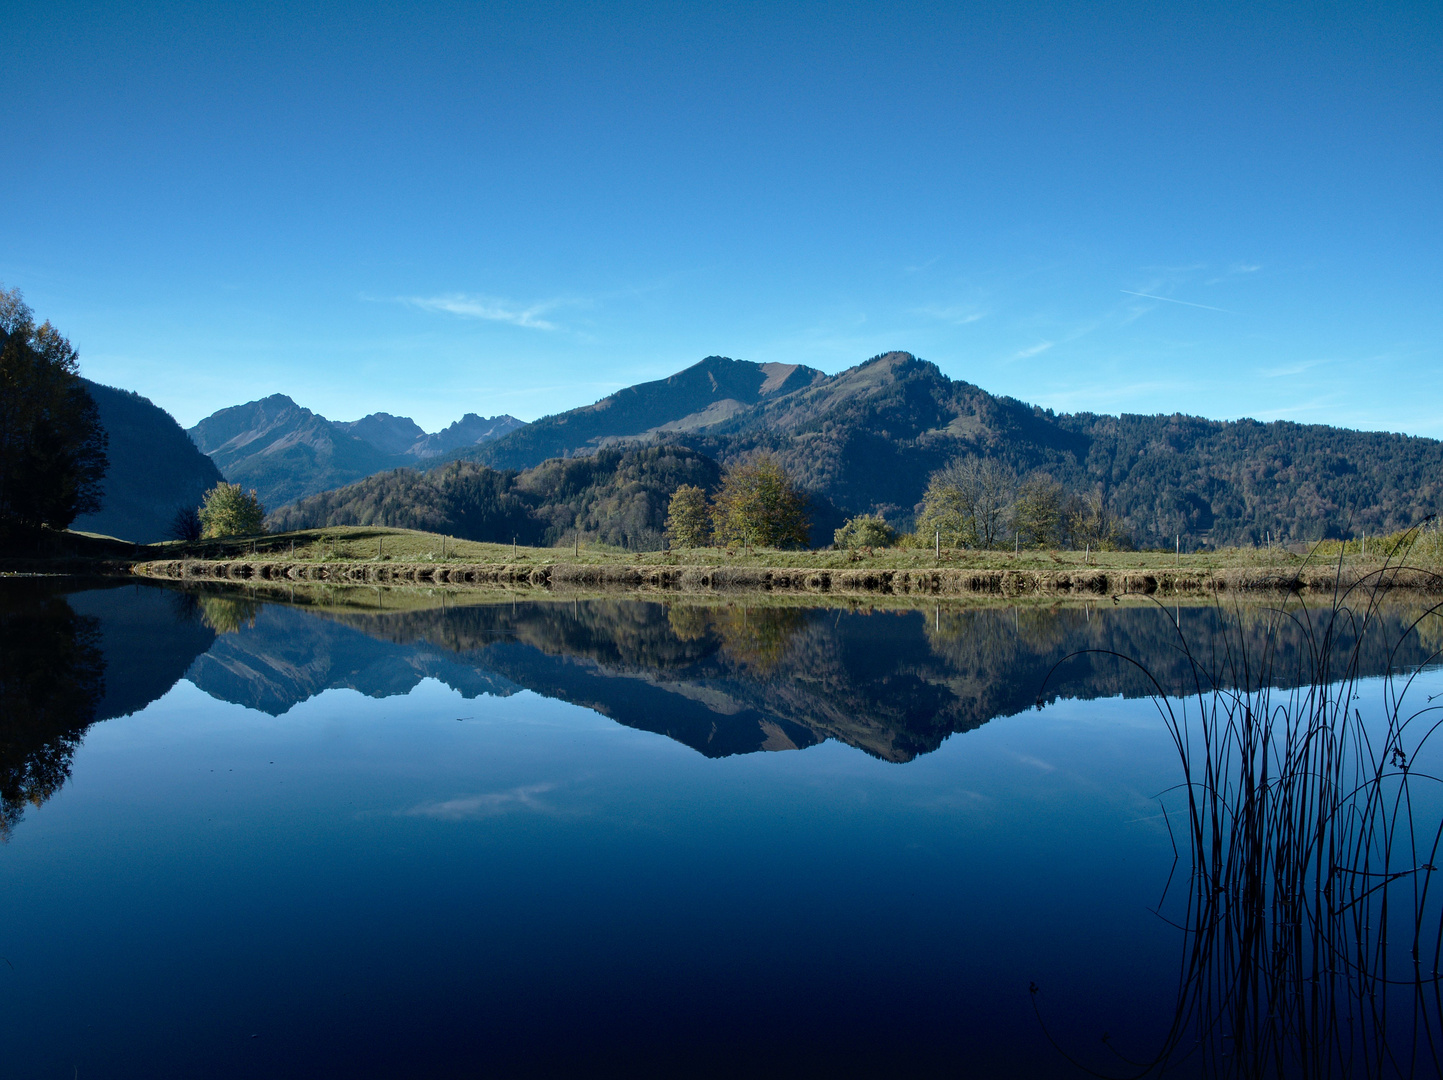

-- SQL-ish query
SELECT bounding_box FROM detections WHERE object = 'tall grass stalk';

[1038,529,1443,1077]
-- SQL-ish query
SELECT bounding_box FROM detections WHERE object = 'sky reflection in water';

[0,580,1439,1078]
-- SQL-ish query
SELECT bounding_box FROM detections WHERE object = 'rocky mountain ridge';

[187,396,524,507]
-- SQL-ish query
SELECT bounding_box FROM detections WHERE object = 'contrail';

[1121,289,1232,313]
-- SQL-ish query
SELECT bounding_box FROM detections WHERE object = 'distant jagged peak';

[336,412,427,456]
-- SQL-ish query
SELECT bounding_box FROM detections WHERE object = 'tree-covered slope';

[267,445,722,549]
[660,352,1442,547]
[71,380,224,543]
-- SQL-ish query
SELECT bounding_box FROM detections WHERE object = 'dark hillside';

[71,380,224,543]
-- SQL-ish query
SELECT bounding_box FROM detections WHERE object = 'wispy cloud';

[402,782,557,820]
[1261,358,1335,378]
[1230,263,1262,274]
[914,304,985,325]
[1010,340,1054,361]
[1120,289,1233,314]
[404,293,573,330]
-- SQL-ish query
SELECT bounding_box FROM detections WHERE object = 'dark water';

[1,579,1440,1078]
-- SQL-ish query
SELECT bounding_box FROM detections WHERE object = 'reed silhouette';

[1034,530,1443,1078]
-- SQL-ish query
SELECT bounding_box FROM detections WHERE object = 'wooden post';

[1176,534,1180,565]
[1085,543,1089,564]
[935,529,940,559]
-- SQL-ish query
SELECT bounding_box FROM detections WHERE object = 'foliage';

[196,594,261,634]
[833,514,898,549]
[0,285,108,531]
[710,454,810,549]
[199,482,266,538]
[915,456,1014,549]
[267,446,722,550]
[665,484,712,547]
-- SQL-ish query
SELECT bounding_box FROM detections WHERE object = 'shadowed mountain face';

[4,581,1439,829]
[71,379,225,543]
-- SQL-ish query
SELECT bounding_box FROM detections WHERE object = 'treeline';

[267,446,722,549]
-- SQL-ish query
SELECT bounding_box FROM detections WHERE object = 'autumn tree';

[665,483,711,547]
[915,456,1013,549]
[710,454,810,549]
[198,482,266,538]
[0,285,108,532]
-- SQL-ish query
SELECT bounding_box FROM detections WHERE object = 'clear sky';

[3,1,1439,435]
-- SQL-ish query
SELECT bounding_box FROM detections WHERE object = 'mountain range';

[191,351,1443,548]
[185,396,523,507]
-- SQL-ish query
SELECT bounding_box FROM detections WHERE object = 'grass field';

[142,523,1443,573]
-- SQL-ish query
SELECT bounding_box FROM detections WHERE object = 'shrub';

[833,514,898,549]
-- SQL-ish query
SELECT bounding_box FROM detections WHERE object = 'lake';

[2,578,1441,1078]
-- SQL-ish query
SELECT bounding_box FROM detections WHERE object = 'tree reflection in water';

[0,581,104,839]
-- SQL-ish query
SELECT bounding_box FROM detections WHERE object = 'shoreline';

[129,557,1443,598]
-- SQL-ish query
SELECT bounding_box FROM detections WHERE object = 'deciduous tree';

[710,454,809,549]
[665,483,711,547]
[1011,473,1066,548]
[915,456,1013,549]
[198,482,266,538]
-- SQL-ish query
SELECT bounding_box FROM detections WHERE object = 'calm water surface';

[1,580,1439,1078]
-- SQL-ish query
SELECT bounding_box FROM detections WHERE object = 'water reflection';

[0,581,216,835]
[2,579,1441,829]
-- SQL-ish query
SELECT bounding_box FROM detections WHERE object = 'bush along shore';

[131,555,1443,598]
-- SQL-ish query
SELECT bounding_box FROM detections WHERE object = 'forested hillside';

[267,446,722,549]
[463,351,1441,548]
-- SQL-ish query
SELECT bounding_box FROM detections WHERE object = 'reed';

[1037,528,1443,1077]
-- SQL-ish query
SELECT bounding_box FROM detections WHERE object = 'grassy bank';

[127,525,1443,599]
[9,524,1440,598]
[133,524,1443,573]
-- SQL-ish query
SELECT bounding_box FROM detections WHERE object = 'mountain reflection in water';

[4,578,1441,838]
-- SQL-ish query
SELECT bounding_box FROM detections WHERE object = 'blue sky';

[3,1,1439,435]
